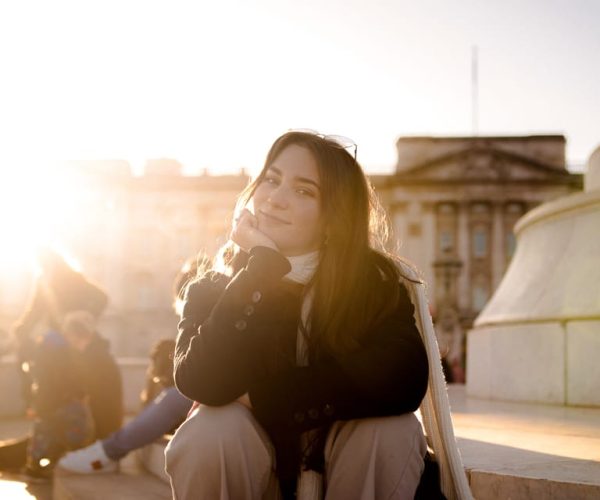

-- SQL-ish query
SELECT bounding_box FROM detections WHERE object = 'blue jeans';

[102,387,192,460]
[29,399,95,470]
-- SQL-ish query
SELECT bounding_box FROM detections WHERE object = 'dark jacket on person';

[73,334,124,439]
[32,332,123,440]
[174,246,429,496]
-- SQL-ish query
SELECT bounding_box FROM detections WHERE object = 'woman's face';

[252,144,323,256]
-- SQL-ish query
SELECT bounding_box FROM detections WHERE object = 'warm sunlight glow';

[0,161,84,270]
[0,1,596,173]
[0,478,36,499]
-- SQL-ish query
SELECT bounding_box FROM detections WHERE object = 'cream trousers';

[165,403,426,500]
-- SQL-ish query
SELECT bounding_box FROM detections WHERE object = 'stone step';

[136,417,600,500]
[5,383,600,499]
[53,452,171,500]
[56,391,600,500]
[133,438,600,499]
[450,385,600,500]
[466,470,600,499]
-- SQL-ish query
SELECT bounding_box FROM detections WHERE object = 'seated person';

[57,258,200,474]
[164,131,429,499]
[58,338,191,473]
[22,311,122,479]
[11,248,109,413]
[62,311,123,440]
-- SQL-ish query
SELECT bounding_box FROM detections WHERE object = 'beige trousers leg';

[165,404,426,500]
[324,413,426,499]
[164,403,280,500]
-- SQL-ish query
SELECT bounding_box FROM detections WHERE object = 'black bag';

[414,451,447,500]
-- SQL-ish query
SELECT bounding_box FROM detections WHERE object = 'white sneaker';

[57,440,118,474]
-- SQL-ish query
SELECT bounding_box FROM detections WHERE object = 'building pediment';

[396,147,572,183]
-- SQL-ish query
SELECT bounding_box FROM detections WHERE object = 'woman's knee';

[165,403,276,498]
[329,412,423,447]
[325,412,427,474]
[325,413,427,499]
[165,403,272,469]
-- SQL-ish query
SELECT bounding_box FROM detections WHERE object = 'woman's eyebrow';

[268,166,320,190]
[267,166,282,176]
[296,176,320,190]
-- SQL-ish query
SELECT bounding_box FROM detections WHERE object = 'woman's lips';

[258,210,291,225]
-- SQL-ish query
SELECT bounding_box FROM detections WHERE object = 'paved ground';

[0,418,52,500]
[449,384,600,498]
[2,386,600,499]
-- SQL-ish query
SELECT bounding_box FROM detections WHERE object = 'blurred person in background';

[0,310,123,480]
[57,257,202,474]
[0,248,118,480]
[11,248,109,410]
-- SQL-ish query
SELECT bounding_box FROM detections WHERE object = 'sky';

[0,0,598,176]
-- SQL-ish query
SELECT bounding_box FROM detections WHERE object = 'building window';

[472,276,489,312]
[438,203,455,215]
[506,232,517,259]
[472,227,488,258]
[471,202,489,215]
[436,203,456,255]
[440,230,453,253]
[506,202,524,214]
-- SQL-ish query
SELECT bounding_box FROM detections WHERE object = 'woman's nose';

[267,185,289,208]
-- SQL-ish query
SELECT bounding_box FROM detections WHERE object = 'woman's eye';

[296,188,315,197]
[263,176,279,185]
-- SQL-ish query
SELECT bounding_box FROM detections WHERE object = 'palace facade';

[0,136,582,367]
[373,135,581,376]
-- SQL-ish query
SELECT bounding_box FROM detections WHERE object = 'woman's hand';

[231,208,278,252]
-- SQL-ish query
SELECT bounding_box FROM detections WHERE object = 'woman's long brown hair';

[216,132,408,357]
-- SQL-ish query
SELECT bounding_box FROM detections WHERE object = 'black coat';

[174,246,429,495]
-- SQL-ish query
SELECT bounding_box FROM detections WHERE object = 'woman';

[166,131,429,499]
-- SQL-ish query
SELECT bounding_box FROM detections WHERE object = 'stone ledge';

[5,384,600,499]
[468,470,600,500]
[450,384,600,499]
[53,452,171,500]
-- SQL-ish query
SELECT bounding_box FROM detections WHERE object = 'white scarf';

[283,251,319,368]
[284,251,319,286]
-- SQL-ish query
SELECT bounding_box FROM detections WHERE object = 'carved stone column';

[491,202,505,289]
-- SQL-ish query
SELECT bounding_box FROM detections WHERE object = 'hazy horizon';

[1,0,598,175]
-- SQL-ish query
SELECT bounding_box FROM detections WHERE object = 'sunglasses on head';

[288,128,358,161]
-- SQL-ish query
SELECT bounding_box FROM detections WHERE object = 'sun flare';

[0,162,84,270]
